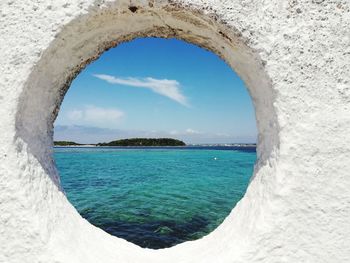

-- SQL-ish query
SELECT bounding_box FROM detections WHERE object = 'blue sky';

[54,38,257,144]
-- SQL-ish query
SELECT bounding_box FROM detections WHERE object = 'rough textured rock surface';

[0,0,349,262]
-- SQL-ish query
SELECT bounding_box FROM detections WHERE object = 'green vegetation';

[54,141,82,146]
[97,138,186,147]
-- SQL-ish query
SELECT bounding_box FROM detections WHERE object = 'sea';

[54,146,256,249]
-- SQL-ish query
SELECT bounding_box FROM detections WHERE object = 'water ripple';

[55,147,256,248]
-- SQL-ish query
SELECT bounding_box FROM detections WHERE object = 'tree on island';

[97,138,186,147]
[54,141,82,146]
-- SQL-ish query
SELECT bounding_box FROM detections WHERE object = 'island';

[54,141,82,146]
[97,138,186,147]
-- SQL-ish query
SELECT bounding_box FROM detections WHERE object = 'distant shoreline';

[54,138,256,148]
[53,144,257,148]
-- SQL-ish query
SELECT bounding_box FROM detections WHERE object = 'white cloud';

[67,109,83,121]
[83,106,124,123]
[93,74,189,107]
[169,129,201,136]
[185,128,201,135]
[66,105,124,128]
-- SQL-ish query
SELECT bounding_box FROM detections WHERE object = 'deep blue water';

[54,146,256,249]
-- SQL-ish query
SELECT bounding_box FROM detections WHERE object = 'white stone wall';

[0,0,349,262]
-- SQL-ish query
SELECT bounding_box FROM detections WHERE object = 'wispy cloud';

[185,128,201,135]
[93,74,190,107]
[170,128,202,135]
[66,105,124,128]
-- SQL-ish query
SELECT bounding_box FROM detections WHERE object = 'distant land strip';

[54,141,82,146]
[54,138,186,147]
[54,139,257,147]
[98,138,186,146]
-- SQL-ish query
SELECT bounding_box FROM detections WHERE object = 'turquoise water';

[54,146,256,249]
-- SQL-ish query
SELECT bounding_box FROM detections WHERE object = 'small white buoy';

[214,157,217,160]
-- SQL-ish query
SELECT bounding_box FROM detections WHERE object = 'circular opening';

[15,5,277,260]
[53,37,257,249]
